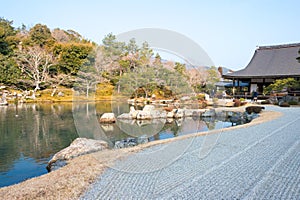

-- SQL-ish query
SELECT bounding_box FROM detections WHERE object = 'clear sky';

[1,0,299,70]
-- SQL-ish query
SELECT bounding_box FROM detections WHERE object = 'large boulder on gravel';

[47,138,108,172]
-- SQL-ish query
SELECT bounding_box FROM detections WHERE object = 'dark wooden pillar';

[233,78,235,97]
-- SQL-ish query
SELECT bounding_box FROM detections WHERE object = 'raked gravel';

[81,105,300,200]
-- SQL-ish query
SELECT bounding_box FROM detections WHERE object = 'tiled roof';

[223,43,300,79]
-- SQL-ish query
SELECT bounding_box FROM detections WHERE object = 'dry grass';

[0,148,137,200]
[0,105,282,200]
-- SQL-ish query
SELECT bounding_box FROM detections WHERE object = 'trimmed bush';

[261,100,270,104]
[279,102,290,107]
[233,99,241,107]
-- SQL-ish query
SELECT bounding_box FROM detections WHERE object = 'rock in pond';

[100,113,116,123]
[174,109,184,118]
[142,105,155,112]
[47,138,108,172]
[129,106,139,118]
[136,110,152,120]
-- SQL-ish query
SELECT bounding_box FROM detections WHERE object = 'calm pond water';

[0,102,235,187]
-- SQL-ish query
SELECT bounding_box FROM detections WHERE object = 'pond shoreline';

[0,105,282,200]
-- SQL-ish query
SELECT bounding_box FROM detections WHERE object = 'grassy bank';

[6,87,115,103]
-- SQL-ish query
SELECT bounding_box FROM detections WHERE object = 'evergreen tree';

[26,24,54,48]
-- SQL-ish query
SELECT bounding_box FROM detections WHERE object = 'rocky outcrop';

[47,138,108,172]
[119,106,215,120]
[118,105,167,120]
[228,111,259,125]
[267,96,278,104]
[118,105,260,121]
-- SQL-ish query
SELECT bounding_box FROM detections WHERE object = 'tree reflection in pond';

[0,103,78,187]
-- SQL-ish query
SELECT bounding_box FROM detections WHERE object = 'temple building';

[223,43,300,97]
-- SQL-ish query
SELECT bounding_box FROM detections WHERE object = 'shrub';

[213,98,218,104]
[96,83,114,96]
[196,94,205,101]
[264,78,300,95]
[190,96,197,101]
[288,101,298,105]
[199,101,207,109]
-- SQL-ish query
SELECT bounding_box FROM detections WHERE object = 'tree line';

[0,18,221,98]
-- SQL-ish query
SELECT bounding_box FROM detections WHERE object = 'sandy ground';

[0,105,282,200]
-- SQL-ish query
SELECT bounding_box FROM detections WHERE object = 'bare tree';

[187,67,207,86]
[17,46,55,92]
[49,73,74,97]
[51,28,70,43]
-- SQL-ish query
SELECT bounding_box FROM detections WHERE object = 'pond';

[0,102,238,187]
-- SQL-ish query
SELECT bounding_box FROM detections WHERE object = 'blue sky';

[1,0,299,70]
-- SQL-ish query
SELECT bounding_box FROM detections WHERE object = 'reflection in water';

[0,103,78,187]
[117,119,166,138]
[0,101,234,187]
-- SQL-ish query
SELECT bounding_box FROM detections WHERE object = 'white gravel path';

[81,106,300,200]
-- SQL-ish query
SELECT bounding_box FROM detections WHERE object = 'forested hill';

[0,18,221,100]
